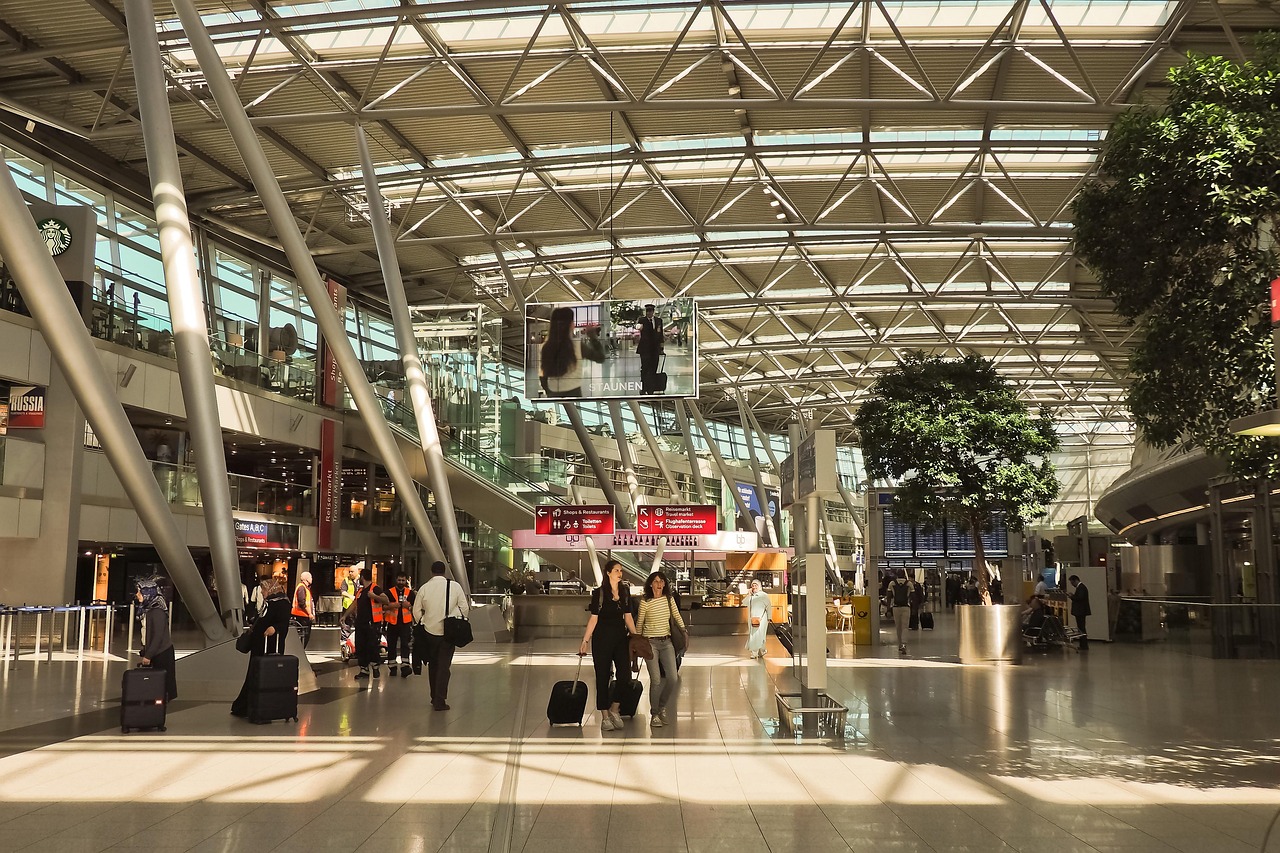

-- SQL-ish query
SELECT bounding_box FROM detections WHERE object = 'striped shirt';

[635,596,687,638]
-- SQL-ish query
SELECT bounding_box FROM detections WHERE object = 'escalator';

[343,400,653,582]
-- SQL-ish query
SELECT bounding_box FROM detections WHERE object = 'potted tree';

[854,352,1060,663]
[1072,37,1280,480]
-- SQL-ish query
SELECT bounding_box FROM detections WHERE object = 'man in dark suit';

[1068,574,1091,650]
[637,304,663,393]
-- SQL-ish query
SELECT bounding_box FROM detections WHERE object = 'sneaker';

[650,712,664,728]
[601,714,617,731]
[400,665,411,678]
[659,709,669,725]
[387,664,398,676]
[608,710,624,728]
[355,668,369,679]
[372,666,381,679]
[898,644,907,654]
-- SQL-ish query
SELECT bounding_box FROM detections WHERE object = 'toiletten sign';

[7,385,45,429]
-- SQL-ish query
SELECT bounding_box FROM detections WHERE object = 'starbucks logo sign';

[37,218,72,256]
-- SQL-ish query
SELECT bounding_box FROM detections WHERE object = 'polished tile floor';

[1,615,1279,853]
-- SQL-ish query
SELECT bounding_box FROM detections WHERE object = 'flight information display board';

[882,510,914,557]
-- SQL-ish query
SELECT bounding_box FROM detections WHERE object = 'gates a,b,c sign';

[534,504,615,536]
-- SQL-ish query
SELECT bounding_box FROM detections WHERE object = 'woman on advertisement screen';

[540,306,603,397]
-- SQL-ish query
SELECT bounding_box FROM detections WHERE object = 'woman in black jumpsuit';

[579,560,638,731]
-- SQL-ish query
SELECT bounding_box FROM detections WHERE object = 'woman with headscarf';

[744,579,771,660]
[231,576,290,718]
[539,306,603,397]
[135,578,177,701]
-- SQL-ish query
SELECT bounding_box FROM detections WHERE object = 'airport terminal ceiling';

[1,0,1277,449]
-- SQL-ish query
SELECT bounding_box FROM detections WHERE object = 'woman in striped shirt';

[635,570,688,727]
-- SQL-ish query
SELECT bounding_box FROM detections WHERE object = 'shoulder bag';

[667,596,688,654]
[442,580,474,647]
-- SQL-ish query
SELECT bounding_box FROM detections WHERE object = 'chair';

[836,604,853,632]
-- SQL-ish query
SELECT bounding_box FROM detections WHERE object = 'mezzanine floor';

[0,618,1277,853]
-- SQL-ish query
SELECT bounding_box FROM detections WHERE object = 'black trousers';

[356,622,381,668]
[591,631,631,710]
[293,616,312,649]
[152,645,177,702]
[385,623,411,665]
[1075,614,1089,648]
[420,631,455,707]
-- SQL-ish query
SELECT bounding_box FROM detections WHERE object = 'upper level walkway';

[0,618,1276,853]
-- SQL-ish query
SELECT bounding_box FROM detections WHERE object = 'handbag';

[667,597,687,654]
[751,617,761,628]
[235,628,254,654]
[442,579,474,648]
[629,634,653,663]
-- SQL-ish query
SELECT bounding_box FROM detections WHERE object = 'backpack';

[891,580,911,607]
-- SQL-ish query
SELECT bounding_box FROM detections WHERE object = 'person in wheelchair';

[1021,596,1069,650]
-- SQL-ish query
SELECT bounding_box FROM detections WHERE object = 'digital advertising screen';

[524,297,698,401]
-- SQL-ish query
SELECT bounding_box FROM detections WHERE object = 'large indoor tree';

[854,352,1060,602]
[1073,35,1280,479]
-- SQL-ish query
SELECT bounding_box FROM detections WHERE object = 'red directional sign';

[534,504,615,536]
[636,505,719,535]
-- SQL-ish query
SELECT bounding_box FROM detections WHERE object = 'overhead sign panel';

[637,505,718,535]
[534,504,615,536]
[525,297,699,401]
[512,529,759,553]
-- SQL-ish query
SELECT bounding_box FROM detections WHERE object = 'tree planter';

[957,605,1023,665]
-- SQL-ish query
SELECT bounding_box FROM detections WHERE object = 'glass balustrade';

[149,460,313,519]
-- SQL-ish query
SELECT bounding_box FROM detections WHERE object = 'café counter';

[513,595,754,641]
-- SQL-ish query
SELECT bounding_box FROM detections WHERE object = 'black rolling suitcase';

[775,621,795,656]
[920,611,934,630]
[121,666,167,733]
[247,641,300,724]
[609,678,644,718]
[548,655,588,726]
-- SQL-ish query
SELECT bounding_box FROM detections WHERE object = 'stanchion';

[33,609,42,663]
[45,610,53,663]
[125,602,136,656]
[62,607,71,653]
[77,606,87,659]
[104,605,114,658]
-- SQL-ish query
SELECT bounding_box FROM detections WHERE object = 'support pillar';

[628,401,682,499]
[355,127,467,585]
[1208,481,1234,659]
[674,400,720,579]
[172,0,459,593]
[127,0,241,631]
[0,157,225,642]
[805,491,828,691]
[736,393,778,546]
[1255,481,1279,659]
[560,402,628,526]
[685,402,757,538]
[608,402,640,518]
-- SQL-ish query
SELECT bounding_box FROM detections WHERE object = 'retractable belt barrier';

[0,604,117,666]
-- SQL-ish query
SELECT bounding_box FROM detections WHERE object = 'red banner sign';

[319,277,347,407]
[637,505,718,535]
[1272,277,1280,324]
[317,419,341,550]
[534,504,615,536]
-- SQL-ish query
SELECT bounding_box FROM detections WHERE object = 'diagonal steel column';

[743,404,781,471]
[0,160,226,643]
[672,401,708,504]
[126,0,241,632]
[735,393,778,547]
[628,401,681,499]
[354,126,467,588]
[607,401,640,521]
[686,401,757,539]
[560,403,627,526]
[171,0,458,593]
